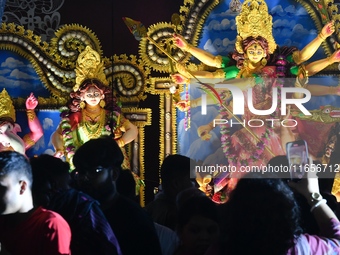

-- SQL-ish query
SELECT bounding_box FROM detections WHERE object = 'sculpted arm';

[293,21,335,65]
[24,93,43,150]
[52,125,65,158]
[116,117,138,148]
[304,49,340,77]
[173,34,223,68]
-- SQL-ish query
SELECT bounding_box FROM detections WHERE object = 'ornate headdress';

[235,0,277,54]
[73,46,109,92]
[0,89,16,122]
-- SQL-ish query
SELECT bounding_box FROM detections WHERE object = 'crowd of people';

[0,138,340,254]
[1,0,340,254]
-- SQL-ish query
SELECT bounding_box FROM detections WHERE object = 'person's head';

[160,154,195,200]
[267,155,290,180]
[0,151,33,214]
[176,187,206,209]
[176,196,220,255]
[116,169,137,202]
[220,172,301,255]
[72,136,123,201]
[30,154,71,207]
[68,79,114,112]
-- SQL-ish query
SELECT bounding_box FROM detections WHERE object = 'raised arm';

[173,34,224,68]
[24,93,43,150]
[289,163,339,233]
[293,21,335,65]
[304,49,340,77]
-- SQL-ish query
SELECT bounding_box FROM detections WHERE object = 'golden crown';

[235,0,277,54]
[73,46,109,92]
[0,89,16,122]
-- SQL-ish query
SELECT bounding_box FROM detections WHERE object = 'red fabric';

[69,112,82,130]
[0,207,71,255]
[296,119,335,157]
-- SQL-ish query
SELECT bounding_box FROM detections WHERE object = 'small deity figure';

[52,46,138,173]
[0,89,43,155]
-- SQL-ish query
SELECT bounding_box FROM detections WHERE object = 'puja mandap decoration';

[1,0,340,204]
[138,0,340,201]
[0,22,151,205]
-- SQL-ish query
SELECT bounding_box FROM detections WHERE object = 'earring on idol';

[80,101,85,109]
[99,99,106,108]
[261,57,267,66]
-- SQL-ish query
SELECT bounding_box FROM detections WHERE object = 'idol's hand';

[176,62,191,77]
[281,105,291,121]
[173,34,189,51]
[328,49,340,64]
[26,93,38,110]
[171,73,189,84]
[197,123,213,141]
[288,157,319,199]
[54,150,65,158]
[175,100,190,112]
[320,21,335,39]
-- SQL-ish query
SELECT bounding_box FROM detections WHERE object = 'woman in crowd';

[207,167,340,255]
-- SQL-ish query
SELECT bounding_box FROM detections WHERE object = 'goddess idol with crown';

[52,46,138,171]
[0,89,43,155]
[171,0,340,201]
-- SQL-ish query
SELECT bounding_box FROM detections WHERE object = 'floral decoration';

[59,105,121,170]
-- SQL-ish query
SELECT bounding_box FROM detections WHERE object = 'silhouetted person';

[30,154,121,255]
[174,196,220,255]
[209,170,340,255]
[72,136,162,255]
[145,154,197,230]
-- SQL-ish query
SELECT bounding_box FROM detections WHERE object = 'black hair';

[220,172,302,255]
[161,154,194,187]
[0,151,33,187]
[159,154,197,201]
[30,154,70,200]
[177,195,219,232]
[73,136,124,171]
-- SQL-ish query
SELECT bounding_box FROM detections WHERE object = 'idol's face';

[246,43,266,64]
[82,86,104,107]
